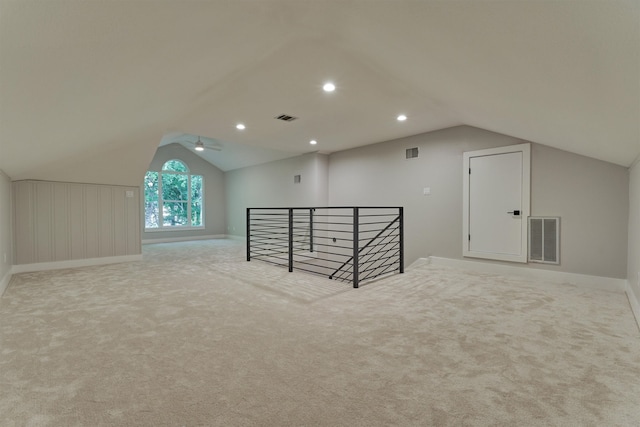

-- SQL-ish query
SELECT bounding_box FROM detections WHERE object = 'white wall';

[142,144,226,242]
[0,170,12,295]
[531,143,628,278]
[225,153,329,236]
[328,126,629,279]
[628,159,640,303]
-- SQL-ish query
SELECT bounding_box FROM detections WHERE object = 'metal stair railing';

[329,213,401,281]
[246,206,404,288]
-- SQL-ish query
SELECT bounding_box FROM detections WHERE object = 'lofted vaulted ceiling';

[0,1,638,183]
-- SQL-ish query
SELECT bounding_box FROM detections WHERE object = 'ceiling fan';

[185,136,222,152]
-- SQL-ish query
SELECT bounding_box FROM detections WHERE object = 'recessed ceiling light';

[397,114,407,121]
[236,123,246,130]
[310,140,317,145]
[323,82,335,92]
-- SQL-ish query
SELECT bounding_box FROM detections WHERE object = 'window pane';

[163,202,189,226]
[144,172,159,228]
[144,171,159,199]
[162,173,188,201]
[145,201,160,228]
[162,159,188,172]
[191,175,203,226]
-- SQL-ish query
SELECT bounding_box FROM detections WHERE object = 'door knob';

[508,210,521,216]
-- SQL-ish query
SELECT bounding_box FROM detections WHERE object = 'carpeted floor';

[1,239,639,426]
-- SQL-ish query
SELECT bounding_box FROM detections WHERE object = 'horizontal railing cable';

[247,207,403,288]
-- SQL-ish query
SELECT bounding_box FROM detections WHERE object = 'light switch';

[423,187,431,196]
[126,191,134,198]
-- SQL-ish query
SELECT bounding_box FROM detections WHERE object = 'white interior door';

[463,144,530,263]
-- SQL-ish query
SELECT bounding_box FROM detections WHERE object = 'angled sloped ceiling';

[1,1,638,186]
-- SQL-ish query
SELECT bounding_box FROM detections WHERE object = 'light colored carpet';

[1,239,639,426]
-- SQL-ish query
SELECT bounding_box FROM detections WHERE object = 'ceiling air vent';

[275,114,298,122]
[406,147,419,159]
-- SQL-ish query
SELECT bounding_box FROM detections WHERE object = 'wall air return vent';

[406,147,419,159]
[275,114,298,122]
[528,217,560,264]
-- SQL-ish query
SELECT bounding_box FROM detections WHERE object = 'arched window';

[144,160,203,229]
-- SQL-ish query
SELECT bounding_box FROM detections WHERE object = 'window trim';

[144,159,204,231]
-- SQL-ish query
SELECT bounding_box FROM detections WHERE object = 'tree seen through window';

[144,160,203,229]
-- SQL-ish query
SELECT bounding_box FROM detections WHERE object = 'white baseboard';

[0,271,11,297]
[428,257,627,293]
[625,282,640,331]
[11,254,143,274]
[226,234,246,242]
[142,234,227,245]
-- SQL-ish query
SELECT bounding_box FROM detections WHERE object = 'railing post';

[399,207,404,274]
[309,208,314,253]
[353,207,359,288]
[246,208,251,261]
[288,208,294,272]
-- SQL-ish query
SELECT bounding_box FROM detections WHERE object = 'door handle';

[508,210,521,216]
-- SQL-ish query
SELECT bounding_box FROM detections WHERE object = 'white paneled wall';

[13,180,140,265]
[0,170,12,295]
